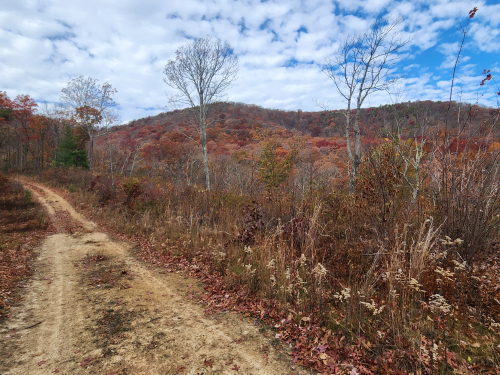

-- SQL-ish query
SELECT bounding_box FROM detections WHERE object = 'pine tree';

[55,125,89,169]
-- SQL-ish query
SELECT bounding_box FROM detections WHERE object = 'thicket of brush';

[32,120,500,372]
[0,172,48,320]
[0,173,48,233]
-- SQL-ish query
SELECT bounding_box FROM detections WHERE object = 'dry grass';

[30,145,500,373]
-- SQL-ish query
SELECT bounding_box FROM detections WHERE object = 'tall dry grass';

[30,136,500,372]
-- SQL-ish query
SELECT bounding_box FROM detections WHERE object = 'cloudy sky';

[1,0,499,123]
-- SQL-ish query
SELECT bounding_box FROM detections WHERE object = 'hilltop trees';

[60,76,117,170]
[0,84,118,173]
[0,92,14,150]
[163,36,238,191]
[0,93,44,172]
[321,18,408,193]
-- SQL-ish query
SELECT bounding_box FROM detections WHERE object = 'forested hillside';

[54,100,500,190]
[2,90,498,190]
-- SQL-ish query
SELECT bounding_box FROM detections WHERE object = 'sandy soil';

[0,182,300,375]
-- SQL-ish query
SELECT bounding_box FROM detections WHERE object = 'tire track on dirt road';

[0,182,301,375]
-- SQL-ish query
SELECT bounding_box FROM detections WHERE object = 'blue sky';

[1,0,499,123]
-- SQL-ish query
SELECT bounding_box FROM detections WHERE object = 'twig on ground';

[23,321,43,330]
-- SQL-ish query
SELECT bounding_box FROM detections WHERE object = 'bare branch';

[320,17,409,193]
[163,36,238,190]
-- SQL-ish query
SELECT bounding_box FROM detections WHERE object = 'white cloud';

[472,23,500,52]
[404,64,420,71]
[0,0,498,123]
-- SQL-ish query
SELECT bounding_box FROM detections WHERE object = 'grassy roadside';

[0,172,50,321]
[27,168,500,374]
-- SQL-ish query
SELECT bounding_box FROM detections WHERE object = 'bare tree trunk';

[41,135,44,169]
[349,111,362,194]
[201,133,210,191]
[130,152,139,177]
[119,153,131,174]
[89,134,94,171]
[107,130,114,189]
[19,141,23,172]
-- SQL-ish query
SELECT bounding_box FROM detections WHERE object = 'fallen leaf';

[317,344,327,353]
[53,370,60,373]
[80,358,94,367]
[176,365,186,373]
[204,359,213,367]
[37,361,46,366]
[231,364,240,371]
[301,317,310,322]
[471,343,481,348]
[181,353,189,359]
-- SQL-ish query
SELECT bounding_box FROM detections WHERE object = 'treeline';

[83,99,498,195]
[128,100,496,140]
[1,89,498,197]
[0,91,89,173]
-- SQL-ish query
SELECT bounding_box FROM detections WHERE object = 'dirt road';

[0,183,298,374]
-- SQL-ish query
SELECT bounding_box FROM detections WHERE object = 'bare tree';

[387,106,438,203]
[101,110,120,190]
[60,76,117,170]
[163,36,238,191]
[38,103,66,163]
[321,18,408,193]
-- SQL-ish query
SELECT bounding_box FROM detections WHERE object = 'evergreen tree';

[55,125,89,169]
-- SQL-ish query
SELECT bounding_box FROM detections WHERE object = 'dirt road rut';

[0,183,297,375]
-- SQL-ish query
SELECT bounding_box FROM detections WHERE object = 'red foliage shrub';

[315,139,338,148]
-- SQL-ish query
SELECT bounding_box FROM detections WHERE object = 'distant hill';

[111,100,496,142]
[95,100,498,179]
